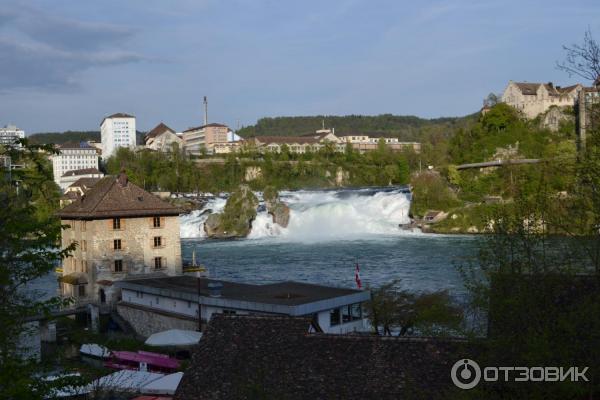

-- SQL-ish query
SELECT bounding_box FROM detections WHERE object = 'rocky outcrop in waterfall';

[204,185,259,239]
[263,186,290,228]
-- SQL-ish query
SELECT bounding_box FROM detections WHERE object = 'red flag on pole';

[355,263,362,289]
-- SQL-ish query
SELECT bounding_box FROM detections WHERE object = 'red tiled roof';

[250,136,320,145]
[57,173,182,219]
[145,122,176,141]
[174,315,478,400]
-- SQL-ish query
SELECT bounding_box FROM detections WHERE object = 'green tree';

[0,140,76,399]
[365,282,463,336]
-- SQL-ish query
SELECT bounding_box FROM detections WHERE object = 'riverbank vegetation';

[104,140,411,193]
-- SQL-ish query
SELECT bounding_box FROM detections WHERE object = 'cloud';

[0,3,144,91]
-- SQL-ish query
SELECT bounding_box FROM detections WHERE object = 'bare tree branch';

[557,28,600,84]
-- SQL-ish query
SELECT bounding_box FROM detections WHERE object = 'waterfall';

[179,187,413,241]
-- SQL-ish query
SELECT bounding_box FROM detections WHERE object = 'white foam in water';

[180,187,412,241]
[179,197,227,238]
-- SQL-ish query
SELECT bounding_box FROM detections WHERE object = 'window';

[351,303,362,321]
[114,259,123,272]
[153,236,162,248]
[81,221,86,232]
[342,305,352,323]
[222,309,237,315]
[114,239,122,250]
[113,218,121,230]
[78,285,86,297]
[82,240,87,251]
[154,257,162,269]
[156,297,160,304]
[330,308,341,326]
[153,216,161,228]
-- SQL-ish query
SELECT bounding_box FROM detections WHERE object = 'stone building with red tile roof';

[501,80,582,119]
[56,172,183,306]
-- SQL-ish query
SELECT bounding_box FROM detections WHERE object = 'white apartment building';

[52,142,99,190]
[0,124,25,147]
[100,113,136,159]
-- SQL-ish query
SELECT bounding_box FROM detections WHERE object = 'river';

[32,187,480,298]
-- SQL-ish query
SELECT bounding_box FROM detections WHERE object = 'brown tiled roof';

[251,136,320,145]
[61,168,102,178]
[514,82,580,97]
[145,122,176,141]
[68,177,102,190]
[182,123,228,133]
[514,82,541,95]
[57,173,182,219]
[174,315,476,400]
[58,141,96,150]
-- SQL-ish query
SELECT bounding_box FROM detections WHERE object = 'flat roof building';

[116,276,370,336]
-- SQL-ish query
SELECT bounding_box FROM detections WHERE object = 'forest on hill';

[28,130,146,146]
[237,113,478,141]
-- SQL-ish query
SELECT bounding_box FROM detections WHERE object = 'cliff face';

[263,186,290,228]
[204,185,259,239]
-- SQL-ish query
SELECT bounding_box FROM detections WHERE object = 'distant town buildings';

[57,172,183,307]
[58,168,104,192]
[100,113,136,159]
[116,276,370,336]
[144,122,183,152]
[337,133,422,153]
[0,124,25,147]
[182,123,231,156]
[244,129,421,154]
[51,141,100,190]
[60,177,103,208]
[501,80,582,119]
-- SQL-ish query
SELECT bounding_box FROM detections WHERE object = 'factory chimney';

[203,96,208,126]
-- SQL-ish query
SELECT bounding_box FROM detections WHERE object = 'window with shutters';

[114,239,122,250]
[153,216,161,228]
[113,218,121,230]
[153,236,162,248]
[114,259,123,272]
[78,285,86,297]
[154,257,162,269]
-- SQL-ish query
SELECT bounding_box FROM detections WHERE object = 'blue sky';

[1,0,599,133]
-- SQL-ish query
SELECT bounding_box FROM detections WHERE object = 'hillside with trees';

[28,130,146,146]
[237,113,478,141]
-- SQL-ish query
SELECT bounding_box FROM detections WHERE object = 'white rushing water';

[179,187,413,241]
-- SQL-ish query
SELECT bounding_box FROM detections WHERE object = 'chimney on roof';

[117,169,128,187]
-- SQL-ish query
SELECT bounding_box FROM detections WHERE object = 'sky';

[1,0,599,134]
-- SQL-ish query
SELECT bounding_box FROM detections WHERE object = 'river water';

[179,187,479,295]
[32,187,480,298]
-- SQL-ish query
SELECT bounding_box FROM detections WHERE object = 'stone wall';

[61,214,182,305]
[117,303,198,337]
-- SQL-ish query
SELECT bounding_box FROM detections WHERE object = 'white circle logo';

[451,359,481,390]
